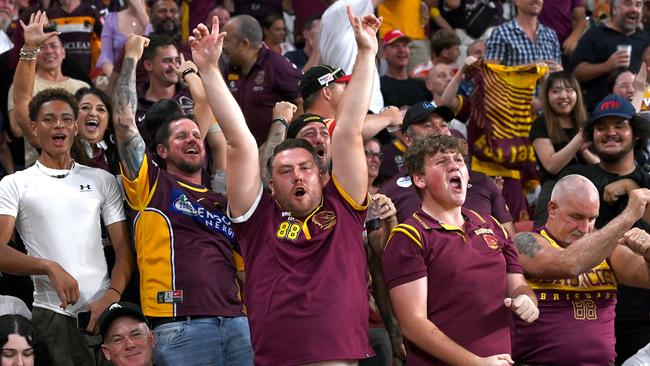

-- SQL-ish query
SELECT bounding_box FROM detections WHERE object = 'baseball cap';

[591,94,636,122]
[299,65,352,99]
[98,302,148,338]
[382,29,412,48]
[288,113,328,138]
[402,102,454,133]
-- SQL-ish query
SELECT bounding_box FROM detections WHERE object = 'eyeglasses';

[365,150,384,160]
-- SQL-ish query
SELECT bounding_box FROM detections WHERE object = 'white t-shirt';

[319,0,384,113]
[0,162,125,317]
[623,343,650,366]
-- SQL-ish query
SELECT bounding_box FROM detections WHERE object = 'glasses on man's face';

[365,150,383,160]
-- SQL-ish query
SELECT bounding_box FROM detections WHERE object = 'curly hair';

[28,88,78,122]
[405,134,468,176]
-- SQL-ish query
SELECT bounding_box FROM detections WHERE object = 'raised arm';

[11,11,58,146]
[113,34,150,180]
[514,188,650,278]
[610,228,650,289]
[189,17,261,217]
[440,56,478,113]
[176,53,213,140]
[259,101,296,186]
[330,7,380,204]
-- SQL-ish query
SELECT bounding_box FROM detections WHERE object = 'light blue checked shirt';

[485,19,561,66]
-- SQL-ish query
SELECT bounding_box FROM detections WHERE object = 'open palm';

[189,16,226,70]
[21,10,57,48]
[346,6,381,54]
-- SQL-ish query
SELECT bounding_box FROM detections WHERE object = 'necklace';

[35,160,75,179]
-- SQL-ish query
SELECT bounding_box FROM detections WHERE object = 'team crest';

[312,211,337,230]
[482,234,499,250]
[255,71,265,85]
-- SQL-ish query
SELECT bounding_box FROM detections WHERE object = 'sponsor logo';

[482,234,499,250]
[169,190,235,241]
[79,184,92,192]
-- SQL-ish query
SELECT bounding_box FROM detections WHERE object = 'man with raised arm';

[512,174,650,365]
[112,33,252,365]
[0,11,132,366]
[189,8,380,366]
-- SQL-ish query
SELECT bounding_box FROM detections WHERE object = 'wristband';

[19,46,40,62]
[181,68,198,80]
[107,287,122,297]
[272,117,289,129]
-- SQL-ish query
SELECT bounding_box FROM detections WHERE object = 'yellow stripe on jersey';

[177,181,208,193]
[332,174,370,211]
[489,214,509,239]
[121,159,160,211]
[232,251,245,272]
[301,199,323,241]
[471,156,521,179]
[387,224,423,250]
[134,209,175,317]
[528,230,618,292]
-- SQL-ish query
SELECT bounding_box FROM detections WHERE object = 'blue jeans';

[152,316,253,366]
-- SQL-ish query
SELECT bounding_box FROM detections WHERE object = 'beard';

[167,155,203,175]
[593,141,634,164]
[154,20,180,38]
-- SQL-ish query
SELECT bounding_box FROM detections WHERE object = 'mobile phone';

[77,311,91,330]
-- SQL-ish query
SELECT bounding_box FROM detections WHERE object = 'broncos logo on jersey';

[312,211,337,230]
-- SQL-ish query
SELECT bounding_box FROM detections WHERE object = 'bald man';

[511,175,650,365]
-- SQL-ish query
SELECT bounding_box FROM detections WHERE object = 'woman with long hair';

[0,314,52,366]
[530,71,600,227]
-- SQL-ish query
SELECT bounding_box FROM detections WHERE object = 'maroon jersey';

[226,46,302,145]
[122,154,244,318]
[512,228,618,365]
[231,177,373,365]
[383,208,523,365]
[379,167,512,224]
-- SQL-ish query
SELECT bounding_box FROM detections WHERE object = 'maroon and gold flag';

[466,62,548,175]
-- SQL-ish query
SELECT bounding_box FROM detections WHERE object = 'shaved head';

[550,175,599,203]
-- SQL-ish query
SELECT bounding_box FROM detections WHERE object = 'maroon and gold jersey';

[121,154,244,318]
[383,208,523,365]
[231,177,373,366]
[512,228,618,365]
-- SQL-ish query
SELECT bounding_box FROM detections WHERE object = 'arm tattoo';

[259,121,287,187]
[113,57,145,179]
[514,232,543,258]
[118,134,146,180]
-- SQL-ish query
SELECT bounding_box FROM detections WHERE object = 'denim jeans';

[152,316,253,366]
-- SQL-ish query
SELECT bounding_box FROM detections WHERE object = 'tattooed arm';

[113,34,149,180]
[513,189,650,279]
[259,101,296,187]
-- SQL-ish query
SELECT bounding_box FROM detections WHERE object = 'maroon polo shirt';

[383,208,523,365]
[379,167,512,224]
[231,177,373,365]
[227,46,302,145]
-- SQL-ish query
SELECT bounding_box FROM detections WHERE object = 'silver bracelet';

[19,46,40,61]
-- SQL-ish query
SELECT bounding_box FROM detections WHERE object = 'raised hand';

[20,10,58,48]
[273,101,297,123]
[176,53,198,80]
[188,16,226,70]
[346,6,381,54]
[123,33,149,61]
[504,295,539,323]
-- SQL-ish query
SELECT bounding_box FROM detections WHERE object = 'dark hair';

[266,138,326,178]
[430,29,461,57]
[142,33,177,62]
[304,15,321,31]
[73,87,121,174]
[583,113,650,159]
[0,315,52,366]
[540,71,587,144]
[28,88,78,122]
[146,0,180,8]
[605,67,634,95]
[405,134,468,176]
[261,13,284,29]
[154,112,199,148]
[231,15,263,48]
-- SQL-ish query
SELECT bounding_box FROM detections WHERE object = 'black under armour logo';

[80,184,91,191]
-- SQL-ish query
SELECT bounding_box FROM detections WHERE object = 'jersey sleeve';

[382,223,428,289]
[0,175,19,218]
[100,172,126,225]
[273,57,303,101]
[331,175,369,226]
[486,215,523,274]
[120,153,160,211]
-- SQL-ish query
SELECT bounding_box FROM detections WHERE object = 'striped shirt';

[485,19,561,66]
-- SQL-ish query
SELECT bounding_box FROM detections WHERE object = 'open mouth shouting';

[52,132,67,147]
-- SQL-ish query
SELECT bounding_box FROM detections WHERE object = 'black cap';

[402,102,454,133]
[287,113,328,138]
[98,302,148,338]
[299,65,351,99]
